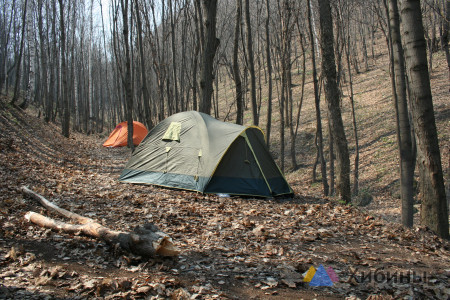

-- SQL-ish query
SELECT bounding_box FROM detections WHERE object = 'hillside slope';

[0,90,449,298]
[216,45,449,225]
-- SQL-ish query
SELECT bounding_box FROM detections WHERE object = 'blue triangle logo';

[309,264,333,286]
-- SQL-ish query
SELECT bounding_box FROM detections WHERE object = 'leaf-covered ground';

[0,97,449,299]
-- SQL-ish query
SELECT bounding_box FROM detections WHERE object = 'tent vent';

[162,122,181,142]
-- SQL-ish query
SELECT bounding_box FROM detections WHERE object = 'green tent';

[119,111,293,197]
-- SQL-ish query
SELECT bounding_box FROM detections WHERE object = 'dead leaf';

[252,225,266,236]
[136,286,151,294]
[281,279,297,288]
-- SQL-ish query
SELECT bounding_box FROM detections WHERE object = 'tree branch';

[22,186,179,257]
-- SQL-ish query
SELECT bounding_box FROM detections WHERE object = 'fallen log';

[22,186,179,257]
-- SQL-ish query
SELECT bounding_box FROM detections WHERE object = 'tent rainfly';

[103,121,148,147]
[119,111,293,197]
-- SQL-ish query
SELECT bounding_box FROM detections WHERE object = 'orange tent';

[103,121,148,147]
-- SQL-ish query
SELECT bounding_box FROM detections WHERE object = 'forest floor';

[0,88,449,299]
[1,46,450,299]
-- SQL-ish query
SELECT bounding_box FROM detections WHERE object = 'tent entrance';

[245,128,292,196]
[204,136,272,197]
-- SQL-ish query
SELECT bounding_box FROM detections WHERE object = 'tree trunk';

[308,0,320,59]
[37,0,49,122]
[120,0,134,151]
[86,0,94,134]
[441,0,449,90]
[99,0,109,132]
[294,23,307,171]
[343,7,360,196]
[11,0,27,105]
[58,0,69,138]
[243,0,258,125]
[400,0,449,238]
[308,0,328,195]
[284,11,298,170]
[234,0,243,125]
[279,67,285,173]
[179,6,189,112]
[199,0,219,115]
[265,0,272,148]
[47,0,57,123]
[70,2,79,132]
[147,1,165,121]
[328,114,335,196]
[134,0,153,130]
[192,42,199,111]
[385,0,415,227]
[0,0,16,94]
[318,0,351,203]
[346,58,359,196]
[168,0,179,113]
[191,0,202,112]
[20,0,35,110]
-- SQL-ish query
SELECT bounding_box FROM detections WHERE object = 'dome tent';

[119,111,292,197]
[103,121,148,147]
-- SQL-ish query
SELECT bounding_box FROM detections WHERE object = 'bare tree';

[87,0,94,134]
[243,0,258,125]
[118,0,134,150]
[264,0,273,148]
[441,0,449,89]
[341,0,360,196]
[400,0,448,238]
[0,0,16,93]
[148,0,166,121]
[199,0,219,115]
[36,0,48,120]
[318,0,351,203]
[20,0,35,109]
[99,0,110,131]
[191,1,201,111]
[11,0,27,105]
[383,0,415,227]
[168,0,179,113]
[308,0,328,196]
[58,0,69,138]
[134,0,153,129]
[233,0,243,124]
[290,18,307,171]
[47,0,58,123]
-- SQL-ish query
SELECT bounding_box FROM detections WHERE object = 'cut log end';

[24,211,34,222]
[156,237,180,256]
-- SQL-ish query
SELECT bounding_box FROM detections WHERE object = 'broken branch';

[22,186,179,257]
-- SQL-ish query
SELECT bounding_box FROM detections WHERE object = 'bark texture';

[400,0,448,238]
[199,0,219,115]
[318,0,351,203]
[233,0,243,125]
[387,0,414,227]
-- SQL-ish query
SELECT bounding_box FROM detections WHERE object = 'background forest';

[0,0,449,233]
